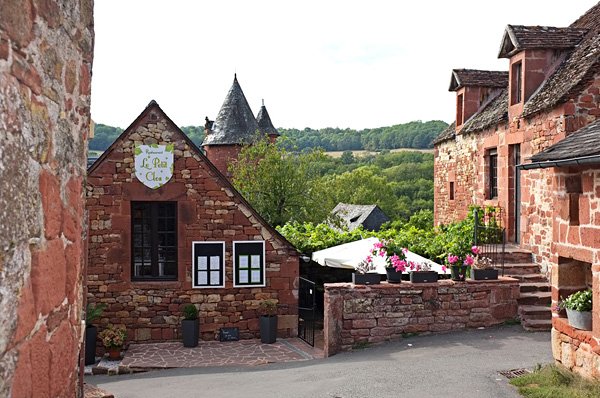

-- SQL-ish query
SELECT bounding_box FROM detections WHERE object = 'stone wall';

[203,144,242,177]
[323,279,519,357]
[0,0,94,396]
[87,104,299,345]
[552,318,600,378]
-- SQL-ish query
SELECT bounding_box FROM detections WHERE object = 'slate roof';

[522,6,600,117]
[256,103,279,136]
[498,25,588,58]
[331,203,390,232]
[530,118,600,162]
[202,75,259,146]
[432,122,456,145]
[449,69,508,91]
[461,89,508,134]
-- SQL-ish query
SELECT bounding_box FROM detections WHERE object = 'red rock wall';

[87,108,299,344]
[203,144,242,177]
[0,0,94,396]
[324,279,520,357]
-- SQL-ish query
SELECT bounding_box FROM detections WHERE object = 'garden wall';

[552,318,600,378]
[323,278,519,357]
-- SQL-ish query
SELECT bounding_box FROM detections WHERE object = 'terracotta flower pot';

[107,347,122,360]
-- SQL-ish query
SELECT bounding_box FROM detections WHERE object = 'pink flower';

[402,248,408,254]
[464,254,474,266]
[471,246,481,255]
[442,265,447,273]
[365,255,372,263]
[447,254,458,264]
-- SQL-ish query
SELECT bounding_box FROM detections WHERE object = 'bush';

[182,304,198,320]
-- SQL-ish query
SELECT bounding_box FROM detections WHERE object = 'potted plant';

[470,246,498,280]
[352,257,381,285]
[85,303,106,365]
[371,240,407,284]
[409,262,438,283]
[448,253,470,281]
[182,304,199,347]
[99,325,127,360]
[259,300,278,344]
[559,289,592,331]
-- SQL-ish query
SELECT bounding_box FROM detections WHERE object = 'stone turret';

[256,100,280,143]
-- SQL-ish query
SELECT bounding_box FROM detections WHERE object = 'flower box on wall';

[352,273,381,285]
[471,269,499,280]
[409,271,438,283]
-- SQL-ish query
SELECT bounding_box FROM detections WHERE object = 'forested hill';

[89,120,448,152]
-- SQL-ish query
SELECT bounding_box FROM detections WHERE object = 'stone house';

[330,203,391,231]
[433,3,600,378]
[87,100,299,343]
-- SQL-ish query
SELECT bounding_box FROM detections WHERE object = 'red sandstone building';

[434,4,600,378]
[87,79,298,343]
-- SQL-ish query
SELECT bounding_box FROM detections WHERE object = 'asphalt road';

[88,325,552,398]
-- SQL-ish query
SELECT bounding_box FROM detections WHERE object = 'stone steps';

[518,291,552,306]
[508,273,548,283]
[519,305,552,320]
[521,318,553,331]
[502,262,541,275]
[520,282,551,293]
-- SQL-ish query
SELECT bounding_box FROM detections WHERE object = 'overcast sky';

[91,0,598,130]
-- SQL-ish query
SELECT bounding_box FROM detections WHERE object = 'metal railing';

[298,277,316,347]
[473,207,506,276]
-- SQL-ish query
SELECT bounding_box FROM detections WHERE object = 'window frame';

[131,201,178,281]
[511,61,522,105]
[487,149,498,200]
[449,181,455,201]
[191,241,226,289]
[233,241,266,288]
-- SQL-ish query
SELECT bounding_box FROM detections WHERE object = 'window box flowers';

[370,240,407,284]
[409,262,438,283]
[559,289,592,331]
[470,246,498,280]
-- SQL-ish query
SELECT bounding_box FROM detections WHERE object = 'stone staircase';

[500,244,552,331]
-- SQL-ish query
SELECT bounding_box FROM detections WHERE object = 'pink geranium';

[447,254,459,264]
[471,246,481,255]
[464,254,475,266]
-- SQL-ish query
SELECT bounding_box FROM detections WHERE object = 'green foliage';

[86,303,107,326]
[182,304,198,320]
[180,126,205,147]
[276,222,371,253]
[559,289,592,312]
[89,123,123,151]
[258,300,278,317]
[279,120,448,151]
[510,364,600,398]
[229,136,330,226]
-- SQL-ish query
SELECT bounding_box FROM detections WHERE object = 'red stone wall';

[203,144,242,177]
[87,108,299,344]
[324,279,520,357]
[0,0,94,396]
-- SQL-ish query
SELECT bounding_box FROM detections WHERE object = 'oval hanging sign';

[134,144,174,189]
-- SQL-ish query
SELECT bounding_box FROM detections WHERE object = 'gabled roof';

[530,118,600,163]
[331,203,390,231]
[448,69,508,91]
[89,100,298,253]
[202,74,259,146]
[256,102,279,136]
[498,25,588,58]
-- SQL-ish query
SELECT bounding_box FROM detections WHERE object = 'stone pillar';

[0,0,94,396]
[323,286,343,357]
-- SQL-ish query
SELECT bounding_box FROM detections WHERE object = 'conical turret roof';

[203,75,259,146]
[256,101,279,136]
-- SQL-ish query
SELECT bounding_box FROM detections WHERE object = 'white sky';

[91,0,598,130]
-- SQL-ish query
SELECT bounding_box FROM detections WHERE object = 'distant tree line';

[88,120,448,152]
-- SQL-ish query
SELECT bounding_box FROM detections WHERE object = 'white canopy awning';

[311,237,449,275]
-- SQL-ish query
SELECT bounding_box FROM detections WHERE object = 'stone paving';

[118,338,323,370]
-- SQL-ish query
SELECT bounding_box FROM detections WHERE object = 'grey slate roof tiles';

[530,118,600,162]
[331,203,390,232]
[256,104,279,136]
[499,25,588,58]
[202,75,259,146]
[461,89,508,134]
[449,69,508,91]
[432,122,456,145]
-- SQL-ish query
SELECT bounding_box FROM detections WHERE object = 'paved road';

[87,325,552,398]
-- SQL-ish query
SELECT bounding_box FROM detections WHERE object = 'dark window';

[192,241,225,288]
[233,241,265,287]
[456,94,464,126]
[488,149,498,199]
[511,62,522,105]
[131,202,177,280]
[449,181,455,200]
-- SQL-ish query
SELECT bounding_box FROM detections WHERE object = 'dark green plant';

[258,300,278,317]
[86,303,107,326]
[559,289,592,312]
[182,304,198,320]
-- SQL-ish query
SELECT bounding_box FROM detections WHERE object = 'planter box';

[566,308,592,331]
[85,325,97,365]
[182,319,199,347]
[260,315,278,344]
[410,271,438,283]
[451,265,468,281]
[352,273,381,285]
[385,268,402,283]
[471,268,498,280]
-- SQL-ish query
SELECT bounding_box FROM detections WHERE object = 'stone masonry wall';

[87,105,299,345]
[323,279,519,357]
[552,318,600,379]
[0,0,94,396]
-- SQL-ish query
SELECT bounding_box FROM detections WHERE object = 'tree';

[229,137,330,226]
